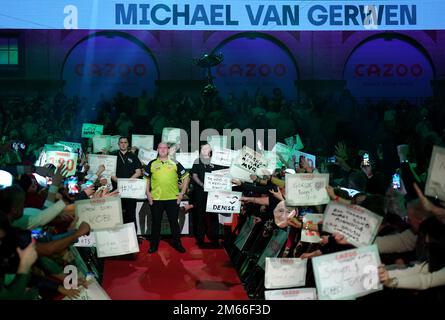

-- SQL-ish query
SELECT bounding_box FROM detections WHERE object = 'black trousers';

[150,200,181,246]
[122,198,138,233]
[192,190,219,243]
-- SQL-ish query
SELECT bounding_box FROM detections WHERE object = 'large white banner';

[322,202,383,247]
[206,191,242,214]
[285,174,330,206]
[204,172,232,192]
[87,154,117,178]
[264,258,307,289]
[265,288,317,300]
[132,134,154,151]
[95,223,139,258]
[425,146,445,201]
[117,178,147,199]
[75,197,123,230]
[312,245,382,300]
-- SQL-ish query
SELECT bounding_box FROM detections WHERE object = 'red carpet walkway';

[102,237,249,300]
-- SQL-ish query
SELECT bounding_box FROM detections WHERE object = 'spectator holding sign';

[110,137,142,233]
[191,144,221,248]
[144,142,190,253]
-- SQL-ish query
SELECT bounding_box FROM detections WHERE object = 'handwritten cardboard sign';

[87,154,117,178]
[94,223,139,258]
[204,172,232,192]
[92,135,111,153]
[132,134,154,151]
[285,174,330,206]
[234,146,268,174]
[301,214,324,243]
[81,123,103,138]
[206,191,242,214]
[265,258,307,289]
[322,202,383,247]
[117,178,147,199]
[63,279,111,300]
[162,127,182,145]
[74,234,96,247]
[425,146,445,201]
[211,148,235,167]
[312,245,382,300]
[265,288,317,300]
[75,197,123,230]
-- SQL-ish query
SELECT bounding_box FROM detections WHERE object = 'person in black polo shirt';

[111,136,142,233]
[144,142,190,253]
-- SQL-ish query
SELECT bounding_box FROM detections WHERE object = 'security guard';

[144,142,190,253]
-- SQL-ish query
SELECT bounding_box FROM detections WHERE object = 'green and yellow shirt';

[144,158,189,201]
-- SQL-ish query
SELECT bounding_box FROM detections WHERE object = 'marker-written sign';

[265,258,307,289]
[211,148,235,167]
[285,174,330,206]
[81,123,103,138]
[94,223,139,258]
[265,288,317,300]
[117,178,147,199]
[425,146,445,201]
[234,146,268,174]
[45,151,78,176]
[322,202,383,247]
[75,197,123,230]
[87,154,117,178]
[206,191,242,214]
[312,245,382,300]
[204,172,232,192]
[92,135,111,153]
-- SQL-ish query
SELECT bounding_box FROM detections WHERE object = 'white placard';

[74,234,96,247]
[45,151,78,176]
[75,197,123,231]
[132,134,154,150]
[265,258,307,289]
[95,223,139,258]
[285,174,330,206]
[138,148,158,165]
[322,202,383,247]
[204,173,232,192]
[425,146,445,201]
[117,178,147,199]
[212,168,230,176]
[175,151,199,169]
[63,279,111,300]
[312,245,382,300]
[234,146,268,174]
[207,135,228,150]
[211,148,234,167]
[272,142,292,164]
[162,127,182,144]
[229,164,254,182]
[92,135,111,154]
[301,214,324,243]
[265,288,317,300]
[87,154,117,178]
[206,191,242,214]
[109,135,121,152]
